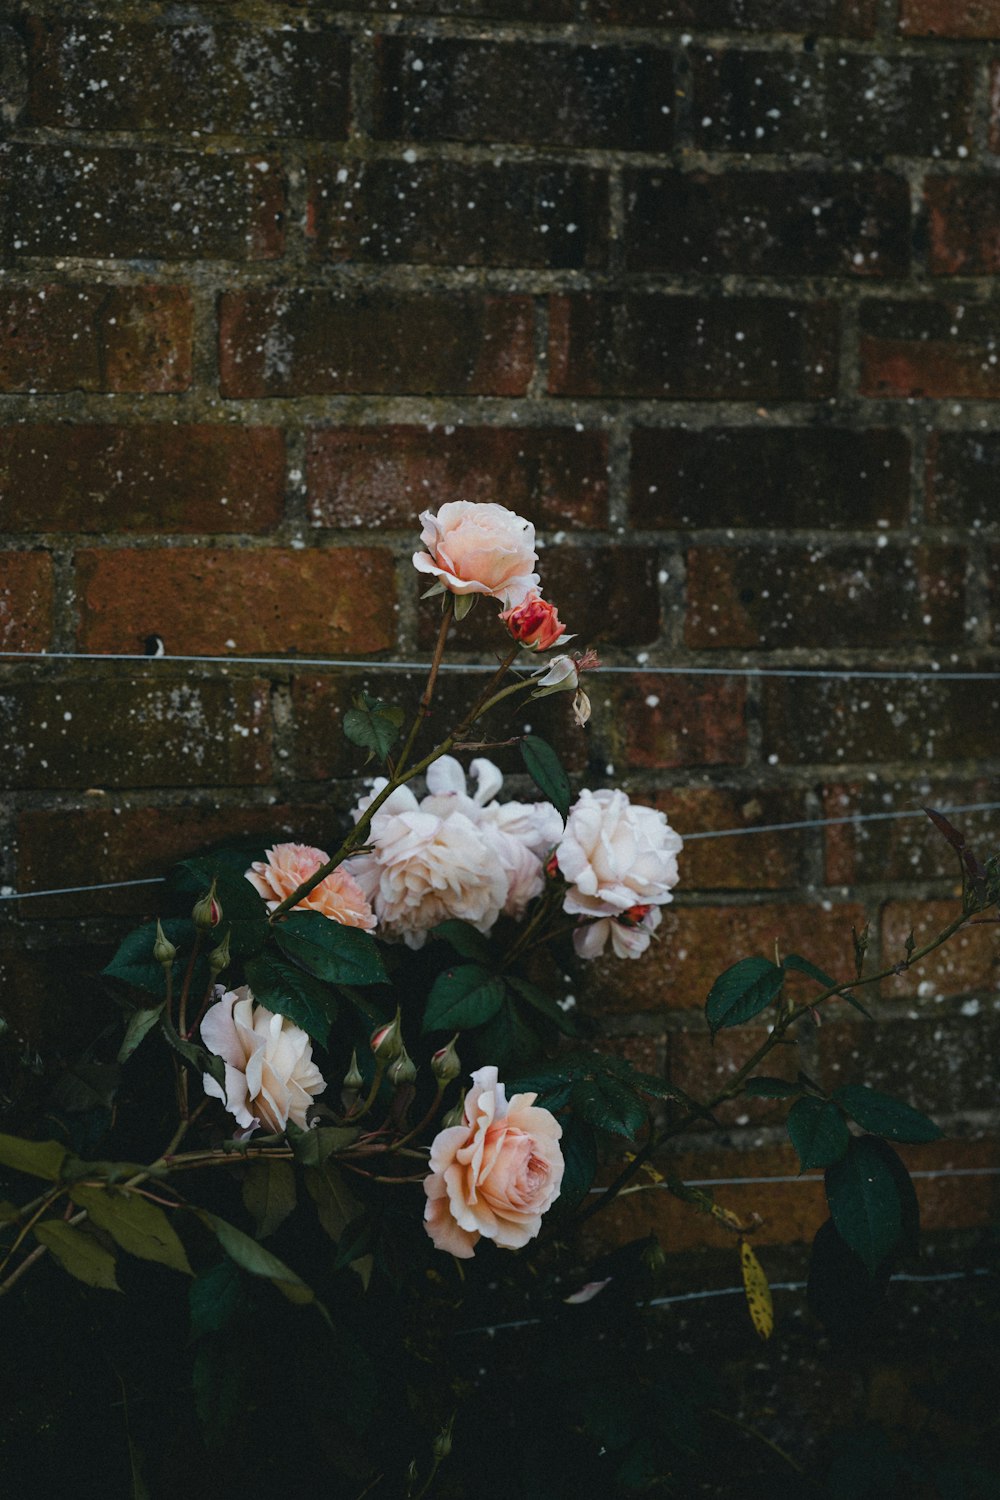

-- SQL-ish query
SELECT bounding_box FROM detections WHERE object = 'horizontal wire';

[1,649,998,682]
[589,1166,1000,1191]
[3,801,998,903]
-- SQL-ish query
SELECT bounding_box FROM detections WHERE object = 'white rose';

[200,986,327,1136]
[413,501,539,609]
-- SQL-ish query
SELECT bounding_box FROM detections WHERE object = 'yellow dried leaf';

[740,1239,774,1341]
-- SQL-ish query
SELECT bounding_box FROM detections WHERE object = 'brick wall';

[0,0,998,1252]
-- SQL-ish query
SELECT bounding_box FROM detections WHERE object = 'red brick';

[661,787,808,892]
[685,544,965,651]
[593,0,876,31]
[692,49,974,159]
[860,302,1000,400]
[880,900,1000,1001]
[819,1010,1000,1116]
[0,941,121,1056]
[372,37,672,151]
[13,802,345,919]
[306,426,608,533]
[9,145,284,261]
[0,425,284,534]
[631,427,910,531]
[901,0,1000,36]
[667,1027,803,1128]
[0,551,52,651]
[822,780,999,886]
[927,432,1000,526]
[0,285,192,394]
[625,169,909,278]
[761,675,1000,767]
[219,290,533,398]
[990,544,1000,644]
[25,18,349,137]
[75,547,396,656]
[606,674,748,771]
[307,158,608,271]
[1,675,272,790]
[549,296,838,401]
[926,178,1000,277]
[577,900,867,1015]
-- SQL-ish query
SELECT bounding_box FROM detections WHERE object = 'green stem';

[394,602,452,779]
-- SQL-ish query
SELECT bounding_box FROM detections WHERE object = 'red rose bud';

[370,1009,404,1061]
[431,1035,461,1084]
[544,849,561,881]
[192,880,222,932]
[619,903,653,928]
[500,591,570,652]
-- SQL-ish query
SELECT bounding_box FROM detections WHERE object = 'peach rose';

[423,1066,564,1258]
[499,591,571,652]
[413,502,539,609]
[246,843,376,931]
[201,986,327,1136]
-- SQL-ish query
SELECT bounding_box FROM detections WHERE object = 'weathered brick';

[416,546,661,651]
[75,547,396,656]
[0,550,52,651]
[24,18,349,137]
[8,145,284,261]
[0,941,120,1055]
[577,899,867,1014]
[926,177,1000,277]
[219,290,533,398]
[605,674,748,770]
[880,899,1000,1000]
[990,544,1000,645]
[822,780,999,886]
[760,675,1000,766]
[307,158,608,271]
[0,285,192,394]
[926,432,1000,529]
[820,1009,1000,1116]
[661,787,809,891]
[667,1026,803,1128]
[593,0,876,32]
[901,0,1000,36]
[860,302,1000,400]
[0,676,272,791]
[549,296,838,400]
[624,169,909,278]
[372,37,673,151]
[691,49,974,159]
[631,427,910,531]
[0,425,284,534]
[306,426,608,533]
[685,544,966,651]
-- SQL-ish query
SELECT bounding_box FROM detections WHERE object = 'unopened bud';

[388,1044,417,1088]
[433,1415,455,1461]
[430,1035,461,1084]
[441,1090,467,1129]
[192,880,222,932]
[620,903,653,929]
[343,1050,364,1092]
[544,849,561,881]
[370,1009,403,1061]
[207,927,231,976]
[641,1238,667,1277]
[153,919,177,966]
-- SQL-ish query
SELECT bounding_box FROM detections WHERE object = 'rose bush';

[200,985,327,1135]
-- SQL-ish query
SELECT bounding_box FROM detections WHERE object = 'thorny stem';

[394,602,452,780]
[389,1084,446,1151]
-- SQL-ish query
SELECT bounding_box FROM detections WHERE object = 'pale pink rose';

[413,502,539,608]
[423,1066,564,1258]
[201,985,327,1136]
[572,904,662,961]
[246,843,376,931]
[500,592,571,652]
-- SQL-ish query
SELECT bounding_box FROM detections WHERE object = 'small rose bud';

[152,919,177,966]
[619,903,653,929]
[500,592,571,652]
[433,1415,455,1461]
[641,1238,667,1277]
[430,1034,461,1084]
[388,1044,417,1088]
[529,653,578,699]
[370,1009,403,1061]
[441,1090,466,1129]
[192,880,222,932]
[544,849,561,881]
[207,927,231,976]
[343,1049,364,1092]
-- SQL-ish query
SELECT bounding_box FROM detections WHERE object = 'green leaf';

[833,1085,943,1144]
[71,1184,192,1275]
[868,1137,920,1256]
[825,1135,903,1275]
[505,1070,574,1111]
[0,1201,20,1223]
[199,1211,315,1306]
[35,1220,120,1291]
[744,1077,802,1099]
[117,1004,165,1064]
[274,911,387,988]
[704,957,785,1035]
[506,975,578,1035]
[160,1016,225,1089]
[241,1158,297,1240]
[170,855,270,962]
[0,1134,67,1182]
[476,999,540,1070]
[571,1077,648,1141]
[289,1125,360,1170]
[244,952,338,1047]
[554,1117,597,1212]
[342,692,405,764]
[423,964,506,1032]
[786,1096,850,1171]
[304,1161,364,1246]
[102,919,196,1001]
[189,1260,244,1336]
[782,953,838,990]
[430,920,493,963]
[520,734,571,822]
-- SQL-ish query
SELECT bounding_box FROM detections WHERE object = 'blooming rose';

[423,1066,564,1258]
[246,843,376,931]
[556,789,683,960]
[500,592,571,652]
[201,986,327,1136]
[413,502,539,609]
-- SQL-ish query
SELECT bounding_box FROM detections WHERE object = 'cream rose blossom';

[423,1066,564,1258]
[246,843,376,931]
[201,986,327,1136]
[413,501,539,609]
